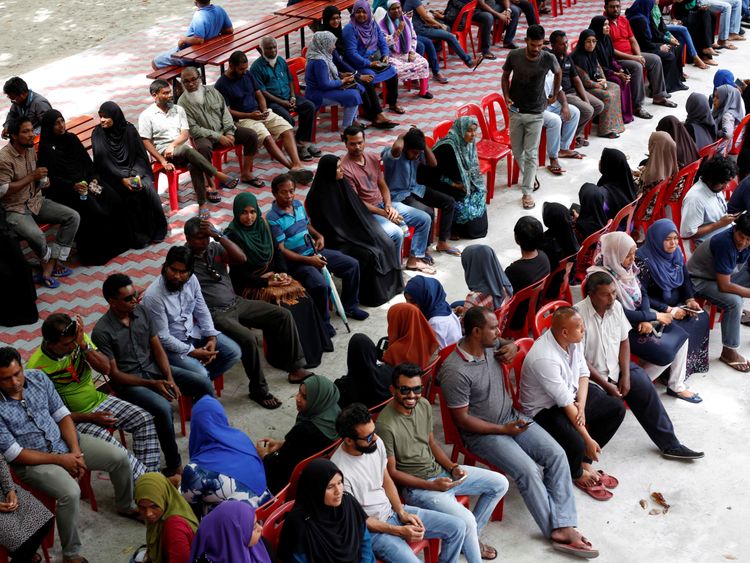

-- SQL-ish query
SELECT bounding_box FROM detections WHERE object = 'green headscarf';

[224,192,275,268]
[134,473,199,563]
[295,375,341,441]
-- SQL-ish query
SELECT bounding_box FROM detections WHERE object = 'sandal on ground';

[547,164,565,175]
[52,265,73,277]
[117,508,145,523]
[242,176,265,188]
[471,54,485,71]
[666,387,703,403]
[533,176,540,191]
[433,73,449,84]
[249,392,283,409]
[289,169,314,185]
[575,137,589,148]
[33,274,60,289]
[306,144,322,157]
[574,480,613,501]
[654,98,678,108]
[560,150,585,159]
[420,253,435,265]
[206,190,222,203]
[437,246,462,256]
[552,537,599,559]
[405,260,437,275]
[740,309,750,326]
[522,195,536,209]
[388,104,406,114]
[198,207,211,220]
[219,175,239,190]
[288,371,314,384]
[595,470,619,489]
[298,146,314,162]
[372,119,399,129]
[719,355,750,372]
[482,51,497,60]
[479,542,498,560]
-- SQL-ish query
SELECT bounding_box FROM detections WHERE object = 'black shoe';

[346,307,370,321]
[419,91,434,99]
[661,445,705,460]
[503,42,519,49]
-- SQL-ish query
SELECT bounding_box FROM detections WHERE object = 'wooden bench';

[146,65,188,89]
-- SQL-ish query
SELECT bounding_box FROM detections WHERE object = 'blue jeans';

[166,334,241,385]
[321,97,359,128]
[691,265,750,348]
[391,201,431,258]
[414,27,471,65]
[373,213,406,259]
[705,0,742,38]
[402,466,509,563]
[667,24,697,58]
[544,102,580,158]
[371,505,466,563]
[465,422,577,538]
[416,36,440,75]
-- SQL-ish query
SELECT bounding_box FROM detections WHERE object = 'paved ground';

[2,1,750,562]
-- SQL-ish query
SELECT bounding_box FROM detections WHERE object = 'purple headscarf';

[189,501,272,563]
[351,0,380,51]
[379,0,413,55]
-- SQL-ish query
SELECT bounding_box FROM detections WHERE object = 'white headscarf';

[587,231,642,310]
[307,31,340,81]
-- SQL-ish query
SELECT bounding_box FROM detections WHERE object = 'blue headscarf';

[625,0,655,39]
[404,276,453,319]
[636,219,684,301]
[188,396,267,495]
[713,69,735,89]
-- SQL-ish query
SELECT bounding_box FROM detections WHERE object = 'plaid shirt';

[0,370,71,462]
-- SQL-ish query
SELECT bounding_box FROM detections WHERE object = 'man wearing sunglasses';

[331,403,466,563]
[375,363,508,562]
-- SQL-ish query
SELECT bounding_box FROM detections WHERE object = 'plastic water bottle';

[38,174,49,189]
[79,181,88,201]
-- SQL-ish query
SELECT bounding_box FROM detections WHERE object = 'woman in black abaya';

[0,209,37,326]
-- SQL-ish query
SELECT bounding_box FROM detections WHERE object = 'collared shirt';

[381,147,426,201]
[250,57,292,101]
[215,72,261,114]
[177,85,236,141]
[3,90,52,130]
[688,226,750,279]
[0,371,71,462]
[266,200,314,256]
[142,275,220,358]
[189,242,239,312]
[608,15,634,54]
[92,306,163,380]
[520,329,589,417]
[138,103,189,154]
[0,143,43,215]
[340,152,384,207]
[550,52,577,95]
[575,297,631,383]
[185,4,232,40]
[680,179,730,247]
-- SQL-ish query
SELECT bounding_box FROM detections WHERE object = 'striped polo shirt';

[266,200,315,256]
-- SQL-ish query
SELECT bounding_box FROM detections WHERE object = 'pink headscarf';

[587,231,642,310]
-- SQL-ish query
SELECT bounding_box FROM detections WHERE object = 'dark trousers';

[288,249,360,323]
[404,188,456,242]
[193,126,258,162]
[384,75,399,106]
[212,298,306,396]
[472,10,496,52]
[10,518,53,563]
[358,80,385,121]
[503,0,538,43]
[269,94,316,143]
[416,35,440,75]
[534,385,626,479]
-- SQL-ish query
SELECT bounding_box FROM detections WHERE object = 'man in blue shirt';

[267,173,368,337]
[382,128,460,256]
[152,0,234,69]
[0,346,136,563]
[251,36,320,161]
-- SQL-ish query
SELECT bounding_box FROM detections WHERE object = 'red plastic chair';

[724,177,739,201]
[177,376,225,436]
[426,345,458,405]
[493,298,513,336]
[501,337,534,410]
[698,137,729,159]
[729,114,750,156]
[609,196,641,234]
[631,179,668,242]
[152,161,189,212]
[573,220,612,284]
[658,160,701,225]
[433,120,453,141]
[287,440,342,500]
[440,0,478,68]
[255,484,289,523]
[262,500,295,554]
[541,258,574,304]
[502,276,547,339]
[369,397,393,421]
[532,300,572,338]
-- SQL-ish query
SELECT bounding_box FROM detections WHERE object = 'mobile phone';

[452,473,467,483]
[679,305,703,314]
[166,386,177,399]
[519,420,535,429]
[736,78,745,89]
[651,322,663,338]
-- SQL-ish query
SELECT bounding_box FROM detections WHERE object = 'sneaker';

[346,307,370,321]
[661,445,705,460]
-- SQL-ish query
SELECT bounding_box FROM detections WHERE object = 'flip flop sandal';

[206,191,222,203]
[219,175,239,190]
[547,164,565,175]
[472,54,485,71]
[306,145,322,157]
[522,196,536,209]
[288,371,314,384]
[479,543,498,560]
[552,538,599,559]
[405,261,437,275]
[298,146,314,162]
[33,274,60,289]
[596,470,619,489]
[576,138,590,148]
[420,254,435,265]
[372,120,398,129]
[388,105,406,114]
[437,246,462,256]
[719,356,750,372]
[242,177,265,188]
[533,176,540,191]
[52,266,73,277]
[574,480,613,501]
[250,392,283,409]
[560,151,585,159]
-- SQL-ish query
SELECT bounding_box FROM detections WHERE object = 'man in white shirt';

[330,403,466,563]
[139,79,239,217]
[521,306,625,500]
[576,271,704,460]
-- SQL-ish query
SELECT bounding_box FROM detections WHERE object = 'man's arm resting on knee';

[716,272,750,298]
[449,405,515,435]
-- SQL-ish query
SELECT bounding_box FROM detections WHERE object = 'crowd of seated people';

[5,0,750,560]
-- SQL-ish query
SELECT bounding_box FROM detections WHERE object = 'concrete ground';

[2,0,750,561]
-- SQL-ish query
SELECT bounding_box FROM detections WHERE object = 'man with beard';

[215,50,313,185]
[0,117,79,288]
[375,364,507,563]
[142,246,241,394]
[177,66,263,188]
[330,402,466,563]
[251,36,321,162]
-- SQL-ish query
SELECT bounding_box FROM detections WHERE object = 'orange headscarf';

[382,303,440,367]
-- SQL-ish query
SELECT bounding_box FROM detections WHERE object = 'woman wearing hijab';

[278,459,373,563]
[684,93,719,149]
[382,303,440,367]
[405,276,462,348]
[461,244,514,311]
[587,232,697,403]
[257,375,342,494]
[378,0,432,99]
[428,117,489,239]
[181,396,272,516]
[639,131,678,193]
[305,31,364,129]
[189,501,272,563]
[540,202,580,266]
[656,115,700,168]
[571,30,625,139]
[307,155,403,306]
[597,148,637,219]
[713,84,745,141]
[320,6,398,129]
[135,473,200,563]
[575,183,609,242]
[0,208,38,327]
[91,101,168,249]
[636,220,709,391]
[37,109,129,266]
[625,0,687,93]
[334,333,393,408]
[225,192,332,368]
[343,0,403,114]
[589,16,635,124]
[670,0,717,66]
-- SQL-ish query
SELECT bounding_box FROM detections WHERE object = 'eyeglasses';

[354,430,376,444]
[61,319,77,338]
[397,385,423,396]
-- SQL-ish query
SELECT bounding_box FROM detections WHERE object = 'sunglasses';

[355,430,376,444]
[397,385,423,396]
[61,319,77,338]
[122,291,139,303]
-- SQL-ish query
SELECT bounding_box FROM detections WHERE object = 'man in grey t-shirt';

[501,24,561,210]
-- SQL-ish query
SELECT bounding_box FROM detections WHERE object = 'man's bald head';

[550,306,585,344]
[180,66,200,80]
[260,36,277,49]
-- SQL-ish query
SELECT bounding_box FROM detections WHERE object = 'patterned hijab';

[224,192,274,268]
[350,0,380,51]
[382,303,439,367]
[307,31,340,81]
[641,131,678,187]
[636,219,684,301]
[588,231,642,310]
[295,375,341,441]
[713,84,745,133]
[380,0,412,54]
[433,116,485,197]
